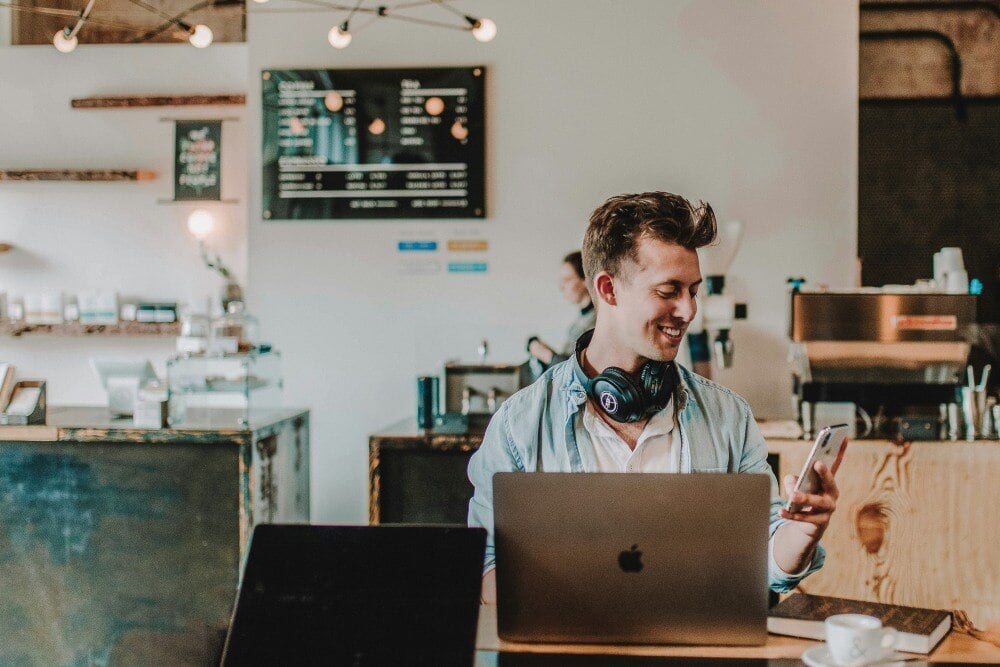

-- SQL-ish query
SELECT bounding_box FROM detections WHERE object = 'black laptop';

[221,524,486,666]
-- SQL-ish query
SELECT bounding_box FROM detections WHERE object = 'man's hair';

[562,251,585,280]
[582,191,717,285]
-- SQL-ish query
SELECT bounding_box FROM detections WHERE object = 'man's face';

[607,237,702,363]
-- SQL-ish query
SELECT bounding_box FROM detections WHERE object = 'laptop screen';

[222,524,485,665]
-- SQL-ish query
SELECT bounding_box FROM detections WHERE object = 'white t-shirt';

[574,398,680,472]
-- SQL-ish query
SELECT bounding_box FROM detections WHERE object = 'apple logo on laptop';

[618,544,643,573]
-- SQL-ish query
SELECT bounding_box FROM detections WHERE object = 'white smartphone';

[784,423,850,513]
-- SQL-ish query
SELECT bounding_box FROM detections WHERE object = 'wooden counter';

[0,406,310,665]
[769,438,1000,630]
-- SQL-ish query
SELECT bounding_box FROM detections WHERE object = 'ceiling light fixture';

[327,21,352,49]
[310,1,496,50]
[52,0,96,53]
[186,22,214,48]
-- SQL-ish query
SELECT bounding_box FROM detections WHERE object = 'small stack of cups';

[933,247,968,294]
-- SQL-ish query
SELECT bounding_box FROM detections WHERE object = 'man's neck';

[581,327,645,376]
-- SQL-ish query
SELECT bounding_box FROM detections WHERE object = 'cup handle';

[880,627,899,652]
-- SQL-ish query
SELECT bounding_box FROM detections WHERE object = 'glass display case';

[166,350,283,428]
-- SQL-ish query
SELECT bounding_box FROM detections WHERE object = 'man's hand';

[773,461,839,573]
[528,339,555,365]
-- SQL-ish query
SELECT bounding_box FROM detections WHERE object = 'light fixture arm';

[62,0,96,40]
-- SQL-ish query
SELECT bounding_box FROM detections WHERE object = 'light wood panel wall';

[768,439,1000,628]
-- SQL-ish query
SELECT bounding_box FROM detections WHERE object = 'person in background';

[527,251,596,372]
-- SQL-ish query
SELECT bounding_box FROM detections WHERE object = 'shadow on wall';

[0,245,49,273]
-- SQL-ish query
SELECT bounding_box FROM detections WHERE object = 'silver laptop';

[493,472,770,646]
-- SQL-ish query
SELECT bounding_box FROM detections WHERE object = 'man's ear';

[594,272,617,306]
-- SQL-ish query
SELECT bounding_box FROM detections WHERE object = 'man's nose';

[673,293,697,323]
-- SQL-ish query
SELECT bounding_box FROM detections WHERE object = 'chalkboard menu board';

[262,67,486,220]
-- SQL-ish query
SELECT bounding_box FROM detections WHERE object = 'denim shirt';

[466,355,825,593]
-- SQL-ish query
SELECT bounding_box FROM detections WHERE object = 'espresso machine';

[789,288,976,440]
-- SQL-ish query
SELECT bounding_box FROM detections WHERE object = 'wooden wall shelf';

[1,321,180,337]
[0,169,156,182]
[71,95,246,109]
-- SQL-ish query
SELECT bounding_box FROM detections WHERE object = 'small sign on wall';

[174,120,222,201]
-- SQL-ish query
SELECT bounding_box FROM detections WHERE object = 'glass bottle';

[211,300,259,353]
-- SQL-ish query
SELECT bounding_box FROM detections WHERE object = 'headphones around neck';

[575,329,679,423]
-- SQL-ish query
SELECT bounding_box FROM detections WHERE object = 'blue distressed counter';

[0,405,310,665]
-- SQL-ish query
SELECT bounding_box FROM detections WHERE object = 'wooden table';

[475,605,1000,663]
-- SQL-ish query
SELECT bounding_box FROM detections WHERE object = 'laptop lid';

[493,473,770,646]
[221,524,486,665]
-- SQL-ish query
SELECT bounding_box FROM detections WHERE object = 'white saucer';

[801,645,910,667]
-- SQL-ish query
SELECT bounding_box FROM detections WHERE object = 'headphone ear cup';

[639,361,676,412]
[590,367,646,423]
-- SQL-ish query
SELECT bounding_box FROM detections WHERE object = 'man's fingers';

[814,461,839,500]
[780,508,830,525]
[789,490,835,513]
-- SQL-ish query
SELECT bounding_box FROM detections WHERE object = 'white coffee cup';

[938,247,964,272]
[825,614,898,666]
[945,268,969,294]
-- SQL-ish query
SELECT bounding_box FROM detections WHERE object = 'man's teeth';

[660,326,681,336]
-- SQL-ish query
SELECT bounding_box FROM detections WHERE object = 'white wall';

[246,1,859,523]
[0,43,248,402]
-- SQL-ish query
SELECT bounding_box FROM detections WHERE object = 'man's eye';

[656,291,677,299]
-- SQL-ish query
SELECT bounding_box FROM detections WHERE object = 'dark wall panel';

[859,101,1000,323]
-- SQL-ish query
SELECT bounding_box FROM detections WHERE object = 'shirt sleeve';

[737,400,825,592]
[467,403,525,573]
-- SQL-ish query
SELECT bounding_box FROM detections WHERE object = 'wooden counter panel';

[768,439,1000,629]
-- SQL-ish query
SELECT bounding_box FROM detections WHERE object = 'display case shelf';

[0,321,180,337]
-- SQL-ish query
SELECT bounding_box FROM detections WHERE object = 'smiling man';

[467,191,837,604]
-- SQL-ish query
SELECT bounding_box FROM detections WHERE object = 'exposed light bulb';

[471,17,497,43]
[188,24,213,48]
[187,209,215,240]
[53,29,78,53]
[327,24,352,49]
[368,117,386,135]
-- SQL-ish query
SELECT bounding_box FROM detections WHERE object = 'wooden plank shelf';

[71,94,246,109]
[1,321,180,337]
[0,169,156,182]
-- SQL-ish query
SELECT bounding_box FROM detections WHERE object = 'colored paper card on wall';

[398,241,438,252]
[398,259,442,275]
[446,239,488,252]
[447,262,488,273]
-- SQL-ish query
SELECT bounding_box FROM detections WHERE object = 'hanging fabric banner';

[174,120,221,201]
